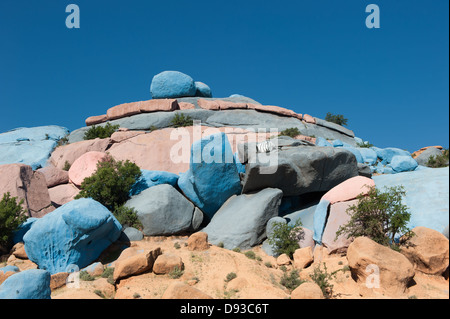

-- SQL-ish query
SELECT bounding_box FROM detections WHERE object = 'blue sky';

[1,0,448,152]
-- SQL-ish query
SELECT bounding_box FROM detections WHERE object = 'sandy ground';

[49,236,449,299]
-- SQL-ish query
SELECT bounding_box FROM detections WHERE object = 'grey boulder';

[125,184,199,236]
[202,188,283,250]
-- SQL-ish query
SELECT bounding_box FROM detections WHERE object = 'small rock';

[187,232,210,251]
[277,254,291,266]
[153,253,184,275]
[113,247,162,282]
[293,247,313,270]
[291,282,324,299]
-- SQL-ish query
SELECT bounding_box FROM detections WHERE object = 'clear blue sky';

[1,0,448,152]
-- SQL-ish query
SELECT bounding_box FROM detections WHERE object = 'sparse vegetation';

[83,123,120,140]
[174,242,181,249]
[79,270,95,281]
[169,266,184,279]
[356,141,374,148]
[244,251,256,260]
[279,127,301,138]
[310,263,336,299]
[62,160,71,171]
[112,205,142,230]
[0,192,27,250]
[325,112,348,126]
[225,272,237,282]
[75,154,142,211]
[267,219,304,259]
[336,185,413,249]
[280,269,304,291]
[426,149,449,168]
[101,267,115,285]
[170,113,193,128]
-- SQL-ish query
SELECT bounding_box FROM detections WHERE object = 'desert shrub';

[62,160,71,171]
[356,141,374,148]
[280,269,304,291]
[169,266,184,279]
[244,251,256,260]
[83,123,120,140]
[310,263,336,299]
[0,192,27,249]
[426,149,449,168]
[113,205,142,230]
[79,270,95,281]
[336,185,412,249]
[279,127,301,138]
[325,112,348,126]
[224,272,237,282]
[170,113,193,128]
[267,219,304,259]
[75,155,142,211]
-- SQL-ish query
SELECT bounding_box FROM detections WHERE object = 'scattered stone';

[293,247,314,269]
[187,232,210,251]
[153,253,184,275]
[113,247,162,282]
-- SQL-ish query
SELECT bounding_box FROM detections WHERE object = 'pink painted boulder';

[247,103,297,117]
[197,99,220,110]
[139,99,178,113]
[50,138,111,170]
[68,151,109,186]
[322,176,375,205]
[48,183,80,207]
[302,114,316,124]
[321,199,358,254]
[85,114,107,126]
[0,164,52,217]
[216,100,247,110]
[106,101,141,120]
[178,102,196,110]
[37,165,69,188]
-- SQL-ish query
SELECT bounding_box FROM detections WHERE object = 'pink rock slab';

[68,151,109,186]
[322,176,375,205]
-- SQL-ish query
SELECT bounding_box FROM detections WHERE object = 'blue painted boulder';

[373,147,411,165]
[342,147,364,163]
[315,137,332,147]
[372,167,449,235]
[0,269,51,299]
[23,198,122,274]
[0,126,69,170]
[312,199,331,244]
[150,71,197,99]
[358,148,378,165]
[390,155,418,173]
[130,170,179,196]
[195,81,213,98]
[177,132,242,219]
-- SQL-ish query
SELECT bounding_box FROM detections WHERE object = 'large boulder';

[68,151,108,187]
[194,81,212,98]
[372,167,449,233]
[125,184,199,236]
[0,164,52,217]
[0,269,51,299]
[0,126,69,170]
[322,176,375,204]
[150,71,196,99]
[400,226,449,275]
[390,155,418,173]
[413,147,444,166]
[177,132,242,219]
[202,188,283,250]
[130,170,179,196]
[113,248,161,282]
[50,138,111,170]
[23,198,122,274]
[347,236,415,296]
[241,146,359,197]
[36,165,69,188]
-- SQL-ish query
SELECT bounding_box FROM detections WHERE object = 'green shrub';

[101,267,115,285]
[336,185,413,249]
[79,270,95,281]
[325,112,348,126]
[426,149,449,168]
[280,269,304,291]
[232,247,241,253]
[309,263,336,299]
[62,161,71,171]
[279,127,301,138]
[75,154,142,211]
[356,141,374,148]
[112,205,142,229]
[267,219,304,259]
[84,123,120,140]
[169,266,184,279]
[224,272,237,282]
[170,113,193,128]
[244,251,256,260]
[0,192,27,249]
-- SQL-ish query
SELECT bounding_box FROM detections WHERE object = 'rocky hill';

[0,71,448,300]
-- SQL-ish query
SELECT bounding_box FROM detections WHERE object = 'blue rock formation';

[130,170,179,196]
[23,198,122,274]
[178,132,242,219]
[0,269,51,299]
[194,81,212,98]
[150,71,197,99]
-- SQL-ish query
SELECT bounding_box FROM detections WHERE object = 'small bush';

[279,127,301,138]
[325,112,348,126]
[0,192,27,250]
[310,263,336,299]
[174,242,181,249]
[101,267,115,285]
[224,272,237,282]
[267,219,304,259]
[356,141,374,148]
[426,149,449,168]
[79,270,95,281]
[232,247,241,253]
[169,266,184,279]
[244,251,256,260]
[62,161,71,171]
[170,113,193,128]
[280,269,304,291]
[84,123,120,140]
[113,205,142,229]
[75,154,142,211]
[336,185,413,249]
